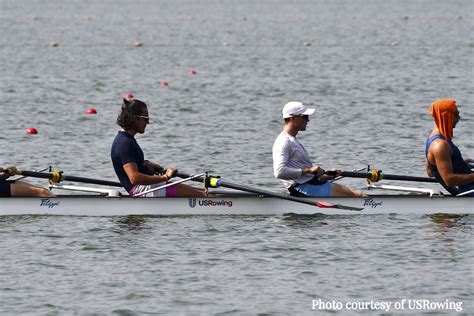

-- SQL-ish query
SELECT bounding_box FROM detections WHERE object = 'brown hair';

[116,98,148,130]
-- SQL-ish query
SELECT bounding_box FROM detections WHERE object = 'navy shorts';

[0,180,14,197]
[459,183,474,197]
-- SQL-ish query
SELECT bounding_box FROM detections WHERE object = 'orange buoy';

[26,128,38,135]
[189,68,197,75]
[86,108,97,115]
[160,81,169,87]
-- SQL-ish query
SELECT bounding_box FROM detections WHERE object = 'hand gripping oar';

[176,172,363,211]
[325,170,438,183]
[1,168,122,187]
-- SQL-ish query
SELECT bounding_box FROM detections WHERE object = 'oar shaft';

[379,173,438,182]
[16,170,122,187]
[177,172,317,206]
[326,171,438,183]
[176,172,362,211]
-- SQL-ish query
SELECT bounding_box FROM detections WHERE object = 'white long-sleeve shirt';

[272,131,315,188]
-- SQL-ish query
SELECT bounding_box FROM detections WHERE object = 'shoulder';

[273,133,298,157]
[113,132,133,144]
[429,138,452,158]
[112,133,137,153]
[273,132,292,147]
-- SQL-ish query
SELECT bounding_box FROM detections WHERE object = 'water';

[1,214,472,315]
[1,0,473,314]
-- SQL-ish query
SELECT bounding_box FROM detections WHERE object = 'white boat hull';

[1,195,473,216]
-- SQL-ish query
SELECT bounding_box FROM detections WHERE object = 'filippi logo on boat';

[40,198,60,208]
[188,198,233,208]
[363,198,383,208]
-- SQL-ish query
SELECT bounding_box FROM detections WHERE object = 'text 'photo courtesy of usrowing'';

[0,0,473,315]
[312,299,464,313]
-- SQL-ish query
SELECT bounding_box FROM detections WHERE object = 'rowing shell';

[0,194,472,216]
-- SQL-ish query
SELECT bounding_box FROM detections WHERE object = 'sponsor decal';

[40,198,60,209]
[363,198,383,208]
[188,198,233,208]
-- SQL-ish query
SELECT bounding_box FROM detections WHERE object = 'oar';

[176,172,363,211]
[133,173,205,197]
[330,167,365,182]
[325,170,438,183]
[12,167,50,181]
[1,168,122,187]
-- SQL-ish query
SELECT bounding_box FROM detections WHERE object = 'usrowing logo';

[40,198,60,208]
[363,198,383,208]
[188,198,233,208]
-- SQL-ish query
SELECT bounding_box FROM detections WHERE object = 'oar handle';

[0,167,16,177]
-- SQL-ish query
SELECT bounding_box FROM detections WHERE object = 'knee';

[38,187,54,197]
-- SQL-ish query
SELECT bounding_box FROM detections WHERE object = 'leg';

[331,183,366,197]
[10,181,55,197]
[175,183,212,197]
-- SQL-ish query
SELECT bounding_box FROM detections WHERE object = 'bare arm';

[123,163,176,186]
[425,162,434,177]
[143,160,164,173]
[430,141,474,186]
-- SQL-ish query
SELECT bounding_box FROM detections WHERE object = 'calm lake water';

[1,0,473,314]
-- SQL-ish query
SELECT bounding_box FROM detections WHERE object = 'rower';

[425,99,474,196]
[110,97,209,197]
[272,101,365,197]
[0,166,54,197]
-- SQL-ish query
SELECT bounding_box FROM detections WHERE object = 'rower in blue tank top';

[425,99,474,196]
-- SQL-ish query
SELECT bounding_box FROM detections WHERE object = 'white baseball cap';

[282,101,315,118]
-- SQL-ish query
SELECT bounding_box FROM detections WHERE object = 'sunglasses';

[293,115,309,121]
[135,115,150,123]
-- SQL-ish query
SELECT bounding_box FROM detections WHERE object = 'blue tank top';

[425,134,473,196]
[111,131,153,192]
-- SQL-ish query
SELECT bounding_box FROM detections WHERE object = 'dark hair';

[116,98,148,130]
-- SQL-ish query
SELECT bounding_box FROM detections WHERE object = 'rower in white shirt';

[272,101,364,197]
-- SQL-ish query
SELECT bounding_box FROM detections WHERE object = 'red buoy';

[125,92,134,101]
[160,81,169,87]
[86,108,97,115]
[189,68,197,75]
[26,128,38,135]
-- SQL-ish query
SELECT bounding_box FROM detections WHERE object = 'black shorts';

[0,180,14,197]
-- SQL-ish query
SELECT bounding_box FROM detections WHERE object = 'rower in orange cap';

[425,99,474,196]
[1,166,54,197]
